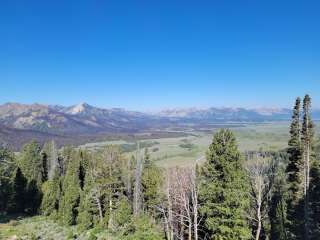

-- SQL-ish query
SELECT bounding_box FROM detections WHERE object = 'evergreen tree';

[76,150,104,230]
[143,147,151,165]
[309,158,320,240]
[0,145,16,213]
[59,151,81,225]
[18,140,44,186]
[301,94,315,239]
[77,170,98,230]
[199,129,251,240]
[79,150,90,190]
[286,97,304,238]
[270,169,288,240]
[300,94,320,240]
[25,179,42,214]
[113,196,132,227]
[124,214,163,240]
[8,167,27,214]
[60,146,74,175]
[141,148,163,214]
[77,146,125,229]
[41,151,49,182]
[41,169,61,217]
[18,140,45,213]
[98,146,125,228]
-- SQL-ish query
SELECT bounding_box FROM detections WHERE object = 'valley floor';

[80,122,296,167]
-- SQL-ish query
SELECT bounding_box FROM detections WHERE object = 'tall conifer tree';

[141,148,163,214]
[199,129,251,240]
[41,169,61,217]
[301,94,314,239]
[59,151,81,225]
[8,167,27,213]
[286,97,304,238]
[19,140,44,186]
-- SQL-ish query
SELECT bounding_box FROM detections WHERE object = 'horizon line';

[1,101,320,112]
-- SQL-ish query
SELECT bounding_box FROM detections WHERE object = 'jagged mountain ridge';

[1,102,319,135]
[0,102,161,135]
[157,107,297,121]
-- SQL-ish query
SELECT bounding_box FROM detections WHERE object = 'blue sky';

[1,0,319,110]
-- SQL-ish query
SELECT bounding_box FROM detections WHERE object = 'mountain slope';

[0,103,101,134]
[157,107,290,121]
[0,102,161,135]
[1,102,320,149]
[158,107,320,122]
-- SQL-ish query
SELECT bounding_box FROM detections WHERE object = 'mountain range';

[0,102,319,149]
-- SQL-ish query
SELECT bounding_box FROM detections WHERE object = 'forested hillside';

[1,95,320,240]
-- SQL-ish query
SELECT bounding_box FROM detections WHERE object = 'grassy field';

[0,215,121,240]
[79,121,320,168]
[0,215,75,240]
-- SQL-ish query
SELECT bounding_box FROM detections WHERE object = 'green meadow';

[79,121,320,168]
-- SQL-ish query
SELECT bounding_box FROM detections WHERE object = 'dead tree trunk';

[95,195,103,224]
[255,185,262,240]
[166,170,174,240]
[246,155,274,240]
[48,140,58,180]
[191,168,199,240]
[303,138,310,239]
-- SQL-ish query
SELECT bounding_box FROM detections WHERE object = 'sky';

[1,0,320,110]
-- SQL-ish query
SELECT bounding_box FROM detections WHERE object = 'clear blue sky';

[1,0,319,110]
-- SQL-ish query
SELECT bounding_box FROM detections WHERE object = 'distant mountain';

[0,103,91,134]
[158,107,320,122]
[0,102,161,135]
[59,102,155,132]
[1,102,320,149]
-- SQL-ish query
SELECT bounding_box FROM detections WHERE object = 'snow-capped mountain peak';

[66,102,91,114]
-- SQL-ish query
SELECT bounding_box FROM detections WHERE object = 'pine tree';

[199,129,251,240]
[0,145,16,213]
[142,148,163,214]
[8,167,27,214]
[300,94,320,240]
[18,140,45,213]
[113,196,132,227]
[79,150,90,190]
[77,170,98,230]
[25,179,42,214]
[77,146,125,228]
[124,214,164,240]
[270,168,288,240]
[60,146,74,175]
[19,141,44,185]
[98,146,125,228]
[286,97,304,238]
[41,169,61,217]
[143,147,151,165]
[301,94,315,239]
[309,158,320,240]
[59,151,81,225]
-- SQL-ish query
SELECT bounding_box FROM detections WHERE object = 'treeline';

[0,94,319,240]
